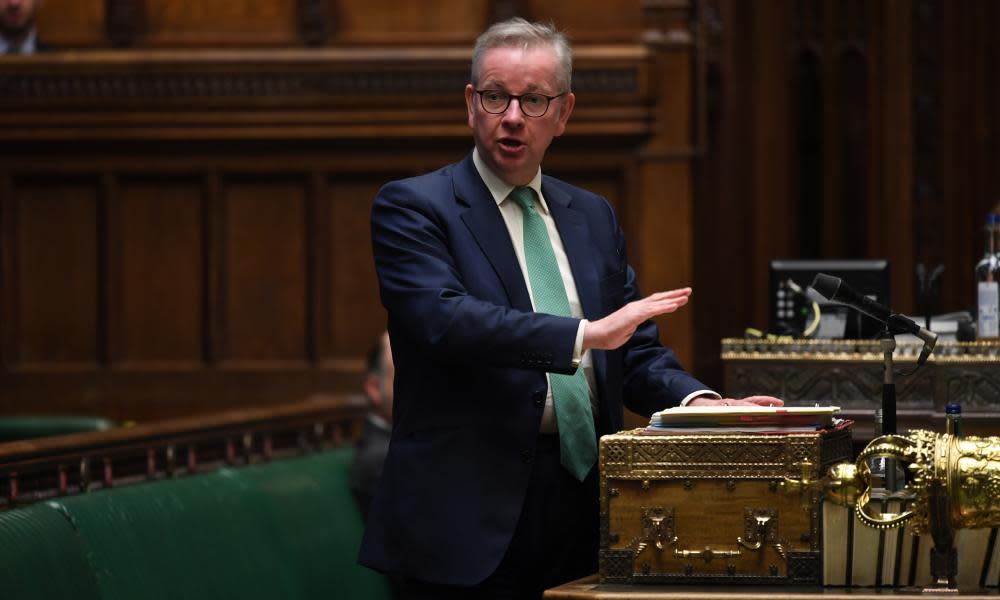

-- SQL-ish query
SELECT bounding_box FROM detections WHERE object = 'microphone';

[810,273,938,365]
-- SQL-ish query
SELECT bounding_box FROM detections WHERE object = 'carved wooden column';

[635,0,698,368]
[105,0,145,47]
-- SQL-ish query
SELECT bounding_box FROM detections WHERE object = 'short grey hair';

[471,18,573,93]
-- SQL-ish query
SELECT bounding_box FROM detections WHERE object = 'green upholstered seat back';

[234,448,392,598]
[51,471,303,600]
[0,416,115,442]
[0,501,102,599]
[1,448,391,600]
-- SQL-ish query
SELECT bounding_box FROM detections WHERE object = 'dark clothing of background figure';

[349,414,391,522]
[359,153,710,589]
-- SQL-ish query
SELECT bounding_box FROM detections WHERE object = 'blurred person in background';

[1,0,46,54]
[350,331,394,522]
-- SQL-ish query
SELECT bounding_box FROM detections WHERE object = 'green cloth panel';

[51,471,302,600]
[0,502,102,599]
[46,448,391,600]
[233,449,393,599]
[0,416,116,442]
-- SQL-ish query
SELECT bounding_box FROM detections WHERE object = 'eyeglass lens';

[479,91,551,117]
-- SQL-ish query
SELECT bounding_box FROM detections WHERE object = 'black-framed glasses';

[476,89,566,118]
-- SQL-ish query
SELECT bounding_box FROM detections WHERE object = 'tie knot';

[510,187,536,213]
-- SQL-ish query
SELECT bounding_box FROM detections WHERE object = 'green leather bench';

[0,448,391,600]
[0,416,115,442]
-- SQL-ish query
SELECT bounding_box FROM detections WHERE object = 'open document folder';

[648,405,841,432]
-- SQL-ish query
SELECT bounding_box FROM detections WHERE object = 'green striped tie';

[510,186,597,481]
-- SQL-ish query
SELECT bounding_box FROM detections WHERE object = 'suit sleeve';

[598,200,715,416]
[372,179,580,374]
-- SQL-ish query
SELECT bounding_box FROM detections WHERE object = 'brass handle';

[673,546,741,563]
[645,514,677,550]
[736,514,771,550]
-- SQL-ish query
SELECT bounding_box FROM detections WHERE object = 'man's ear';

[553,92,575,137]
[465,84,476,129]
[363,373,382,407]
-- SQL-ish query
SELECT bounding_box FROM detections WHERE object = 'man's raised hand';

[583,288,692,351]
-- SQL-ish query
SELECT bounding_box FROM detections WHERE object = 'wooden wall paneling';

[35,0,106,48]
[527,0,645,43]
[326,177,387,362]
[872,0,914,314]
[831,0,870,259]
[790,0,824,261]
[100,171,116,367]
[924,0,956,312]
[106,0,148,47]
[222,176,308,364]
[691,0,760,390]
[307,170,327,362]
[143,0,301,47]
[1,170,13,370]
[636,31,697,370]
[749,1,794,333]
[13,178,101,368]
[117,176,205,366]
[939,0,996,317]
[205,170,224,365]
[333,0,491,45]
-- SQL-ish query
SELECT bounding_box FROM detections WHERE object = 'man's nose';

[501,98,525,126]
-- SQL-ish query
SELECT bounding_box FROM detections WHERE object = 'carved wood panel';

[117,178,204,364]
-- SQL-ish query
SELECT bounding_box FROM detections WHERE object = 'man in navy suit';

[361,18,781,599]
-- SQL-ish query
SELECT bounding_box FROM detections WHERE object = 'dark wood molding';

[0,48,649,143]
[0,394,366,510]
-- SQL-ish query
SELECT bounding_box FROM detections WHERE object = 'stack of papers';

[648,405,840,433]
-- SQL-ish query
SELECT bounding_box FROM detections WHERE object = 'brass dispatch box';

[599,425,853,585]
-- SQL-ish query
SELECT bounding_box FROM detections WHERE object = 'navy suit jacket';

[359,153,709,585]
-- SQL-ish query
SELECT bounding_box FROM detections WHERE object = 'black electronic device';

[769,259,890,339]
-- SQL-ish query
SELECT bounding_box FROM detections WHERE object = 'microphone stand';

[879,328,897,437]
[879,328,899,492]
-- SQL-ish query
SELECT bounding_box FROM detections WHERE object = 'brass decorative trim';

[600,429,851,479]
[721,338,1000,363]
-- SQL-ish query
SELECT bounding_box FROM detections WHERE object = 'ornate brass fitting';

[781,460,823,510]
[824,430,1000,532]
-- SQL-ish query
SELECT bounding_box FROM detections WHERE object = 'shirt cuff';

[679,390,720,406]
[572,320,587,369]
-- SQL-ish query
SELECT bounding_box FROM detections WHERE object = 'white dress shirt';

[471,150,715,430]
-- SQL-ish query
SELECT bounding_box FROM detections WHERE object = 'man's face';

[465,45,575,186]
[0,0,40,38]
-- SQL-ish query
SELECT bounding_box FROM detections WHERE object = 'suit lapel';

[543,181,600,322]
[455,156,533,312]
[544,180,609,403]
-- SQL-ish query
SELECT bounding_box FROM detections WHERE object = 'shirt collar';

[472,148,548,214]
[367,412,392,433]
[1,29,37,55]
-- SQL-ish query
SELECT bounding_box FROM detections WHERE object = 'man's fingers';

[638,297,689,319]
[645,288,692,302]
